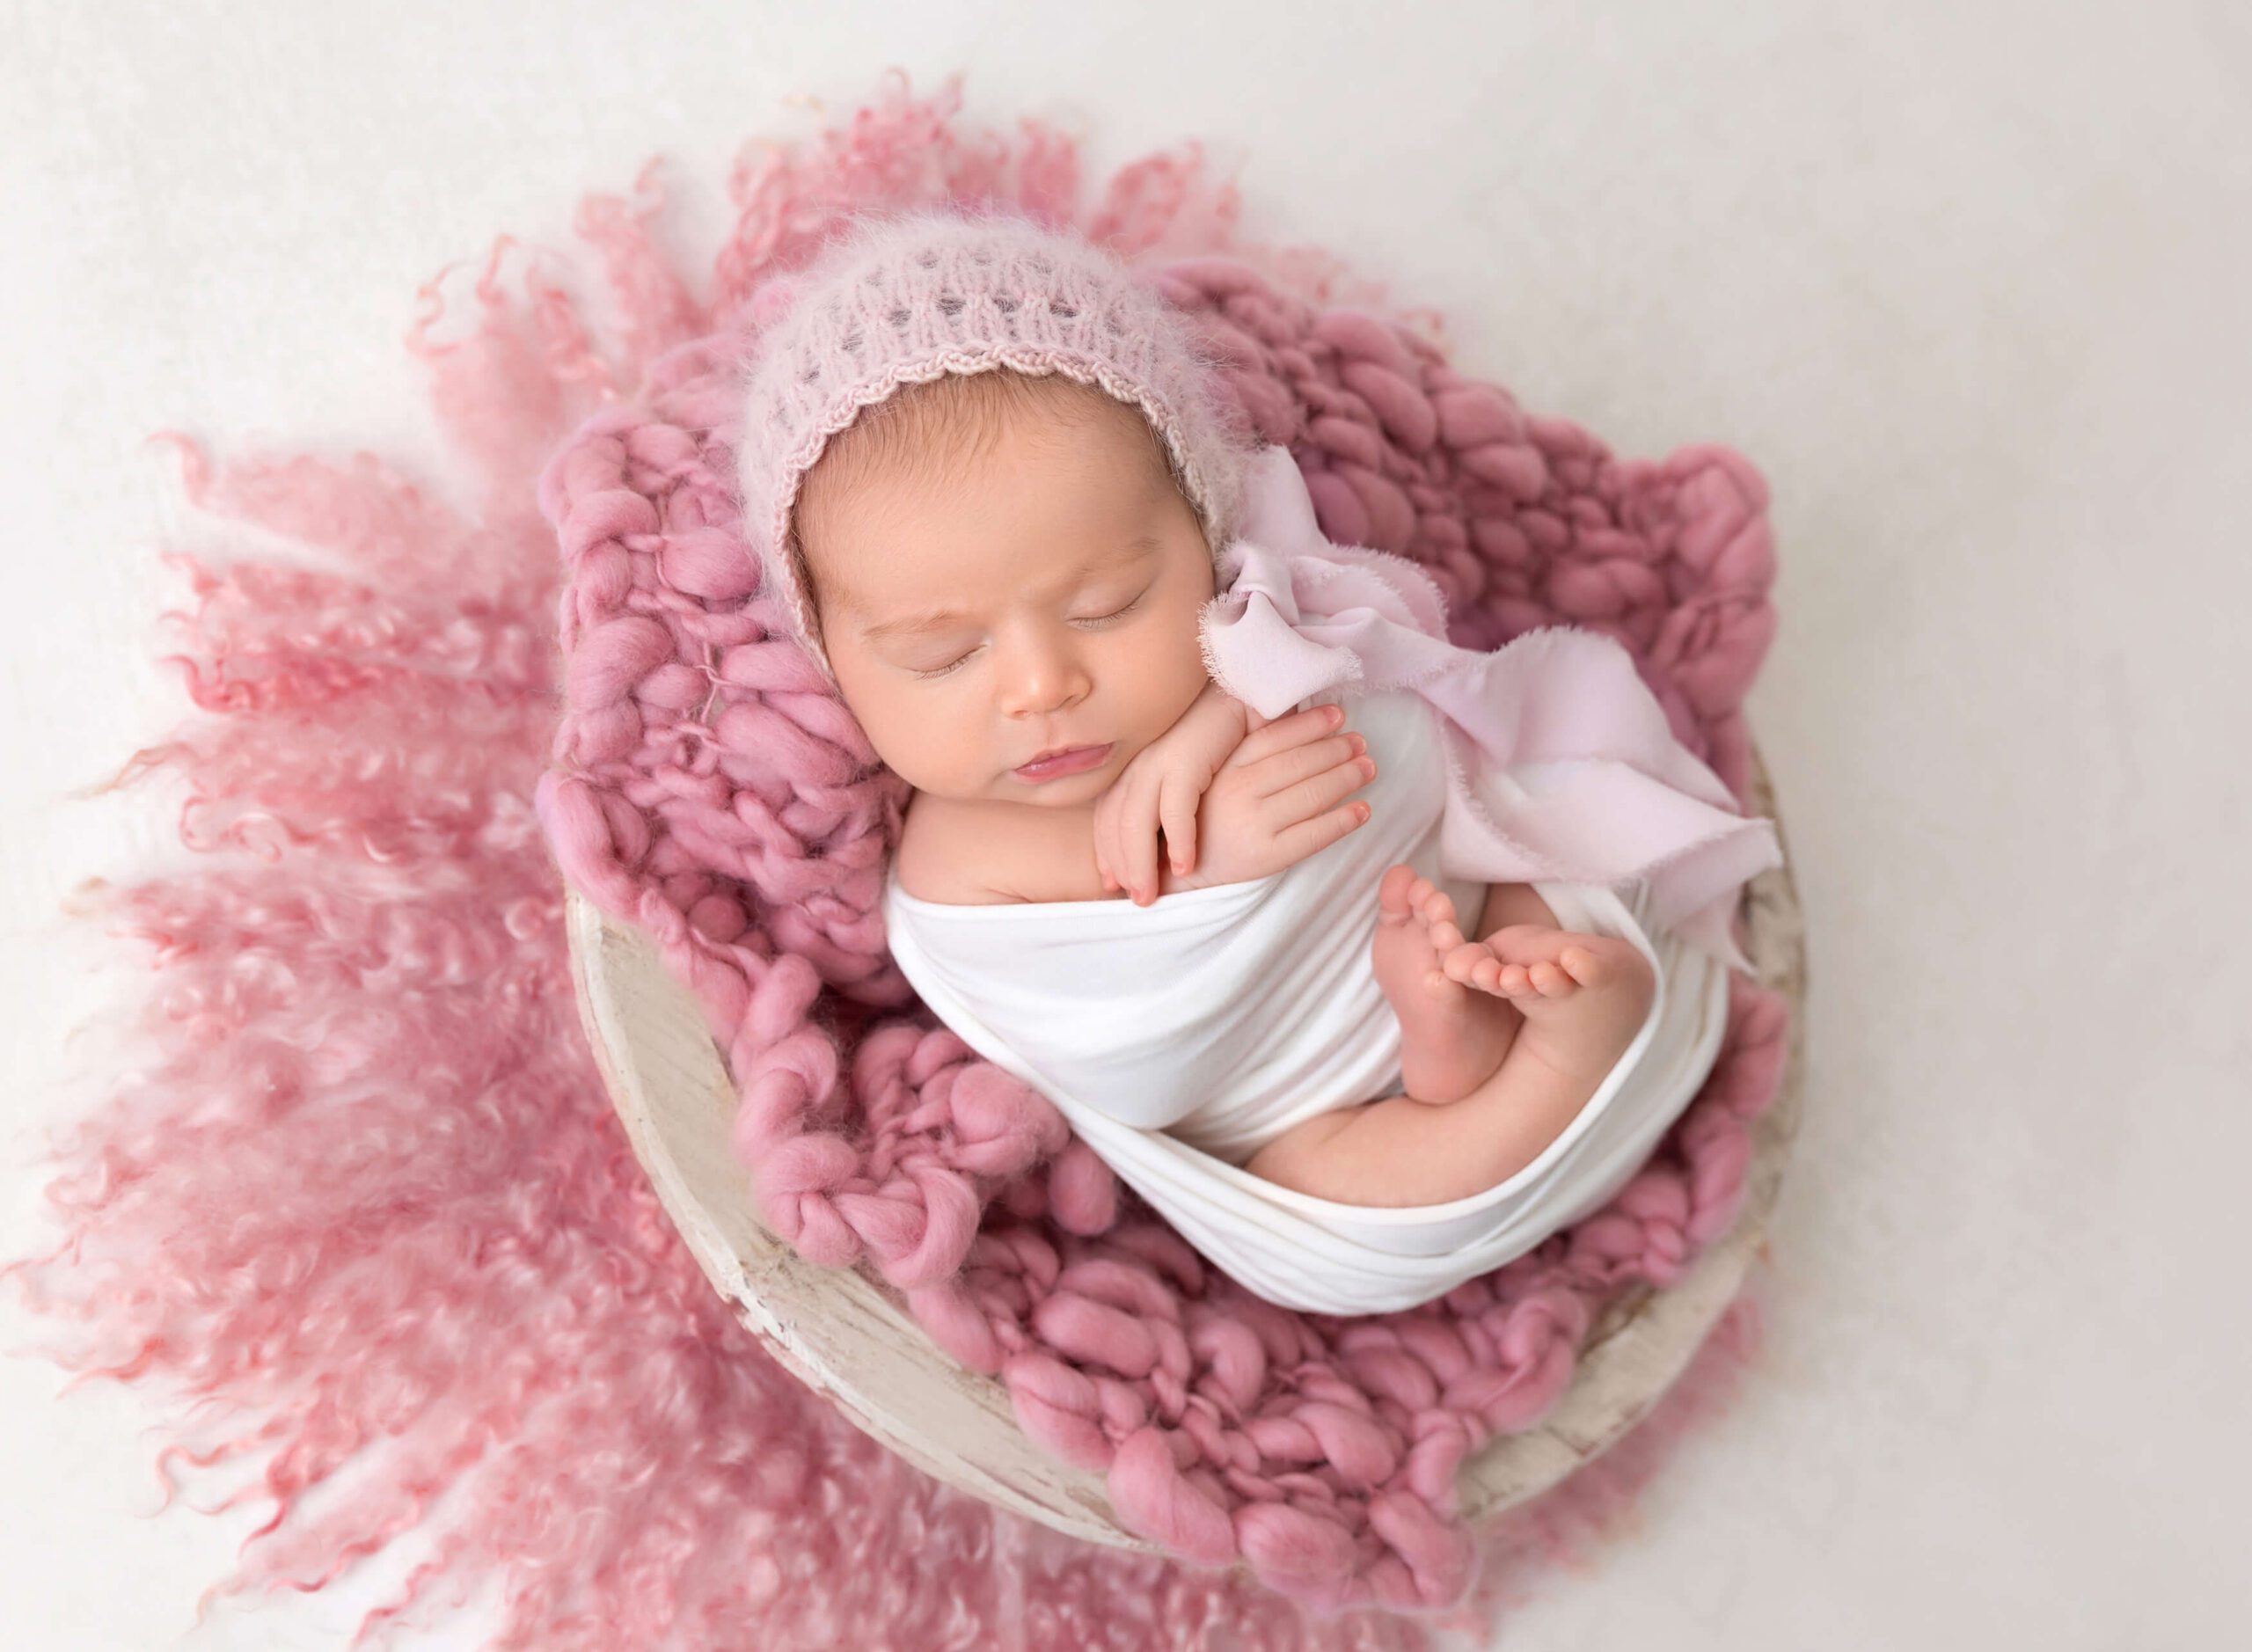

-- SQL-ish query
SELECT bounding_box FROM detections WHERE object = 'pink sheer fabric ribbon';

[1196,446,1782,975]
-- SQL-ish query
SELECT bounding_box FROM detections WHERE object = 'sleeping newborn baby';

[735,209,1780,1313]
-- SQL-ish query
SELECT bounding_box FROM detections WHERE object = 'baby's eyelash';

[910,592,1148,681]
[1080,593,1146,628]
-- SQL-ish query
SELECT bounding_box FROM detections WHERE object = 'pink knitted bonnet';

[732,207,1254,685]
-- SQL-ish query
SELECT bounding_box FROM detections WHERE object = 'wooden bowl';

[564,744,1806,1549]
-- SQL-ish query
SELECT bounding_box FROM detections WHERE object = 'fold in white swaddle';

[881,686,1733,1316]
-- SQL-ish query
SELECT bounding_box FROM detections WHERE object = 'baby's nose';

[999,646,1092,713]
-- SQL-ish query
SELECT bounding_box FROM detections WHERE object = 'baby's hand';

[1170,702,1375,895]
[1093,681,1250,906]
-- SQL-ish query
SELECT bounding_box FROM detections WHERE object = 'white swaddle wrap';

[881,686,1734,1315]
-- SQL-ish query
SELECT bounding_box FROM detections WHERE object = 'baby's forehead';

[817,505,1161,629]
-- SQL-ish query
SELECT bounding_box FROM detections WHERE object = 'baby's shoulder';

[896,793,1103,906]
[895,793,993,903]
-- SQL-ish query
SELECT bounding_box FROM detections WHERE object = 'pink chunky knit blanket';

[5,69,1788,1650]
[537,82,1790,1616]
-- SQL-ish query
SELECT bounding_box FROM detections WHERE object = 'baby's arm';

[1093,692,1376,905]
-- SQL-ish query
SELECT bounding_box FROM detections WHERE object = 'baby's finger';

[1099,777,1137,884]
[1229,702,1347,768]
[1247,734,1367,799]
[1271,799,1371,865]
[1125,792,1162,903]
[1159,779,1197,874]
[1132,830,1161,903]
[1263,749,1377,827]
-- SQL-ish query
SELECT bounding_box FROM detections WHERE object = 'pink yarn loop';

[1109,1426,1241,1566]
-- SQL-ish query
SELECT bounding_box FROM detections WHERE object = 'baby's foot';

[1371,865,1523,1104]
[1435,923,1657,1084]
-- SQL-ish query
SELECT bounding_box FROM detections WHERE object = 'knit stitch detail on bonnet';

[731,207,1254,685]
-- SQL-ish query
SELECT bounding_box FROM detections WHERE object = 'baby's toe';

[1559,944,1607,987]
[1378,863,1420,920]
[1529,961,1576,998]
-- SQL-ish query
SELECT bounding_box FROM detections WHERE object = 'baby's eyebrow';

[859,534,1161,640]
[860,609,976,641]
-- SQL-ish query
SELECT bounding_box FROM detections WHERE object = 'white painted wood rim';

[564,743,1804,1553]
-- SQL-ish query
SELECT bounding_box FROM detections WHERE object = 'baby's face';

[802,391,1216,810]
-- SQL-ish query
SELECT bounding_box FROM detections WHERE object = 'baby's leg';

[1372,871,1564,1105]
[1261,915,1656,1207]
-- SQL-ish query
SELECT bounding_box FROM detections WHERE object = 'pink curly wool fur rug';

[5,70,1787,1649]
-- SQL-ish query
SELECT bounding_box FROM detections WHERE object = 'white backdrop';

[4,3,2246,1647]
